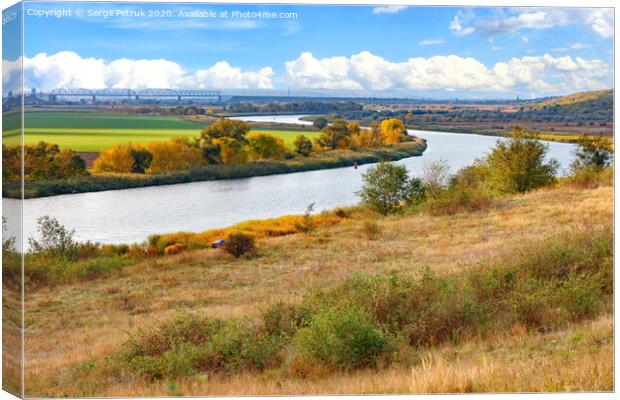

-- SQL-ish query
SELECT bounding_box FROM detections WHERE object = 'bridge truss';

[45,88,222,102]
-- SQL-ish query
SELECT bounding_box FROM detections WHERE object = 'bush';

[293,135,313,157]
[567,166,613,189]
[362,221,382,240]
[164,244,185,256]
[422,159,450,199]
[358,162,425,215]
[223,233,256,258]
[295,203,316,234]
[120,314,283,379]
[290,307,388,372]
[482,127,559,193]
[571,134,613,172]
[427,185,493,216]
[28,215,79,260]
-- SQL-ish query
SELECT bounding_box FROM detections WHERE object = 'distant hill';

[523,89,613,124]
[528,89,612,111]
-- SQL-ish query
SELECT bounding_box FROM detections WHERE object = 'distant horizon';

[14,87,613,103]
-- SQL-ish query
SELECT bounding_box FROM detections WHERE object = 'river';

[4,115,577,245]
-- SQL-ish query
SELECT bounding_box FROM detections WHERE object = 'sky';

[2,2,615,98]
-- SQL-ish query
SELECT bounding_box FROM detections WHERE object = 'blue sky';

[6,2,615,98]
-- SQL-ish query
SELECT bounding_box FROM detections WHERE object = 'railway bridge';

[41,88,222,103]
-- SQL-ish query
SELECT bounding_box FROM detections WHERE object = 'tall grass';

[115,225,612,381]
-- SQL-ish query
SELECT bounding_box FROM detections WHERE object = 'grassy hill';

[526,89,613,115]
[20,182,613,396]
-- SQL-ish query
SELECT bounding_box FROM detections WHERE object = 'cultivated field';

[2,112,319,151]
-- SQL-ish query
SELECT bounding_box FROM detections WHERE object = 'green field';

[2,112,319,152]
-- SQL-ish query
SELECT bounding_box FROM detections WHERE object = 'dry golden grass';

[22,184,613,396]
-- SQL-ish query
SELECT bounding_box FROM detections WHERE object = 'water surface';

[8,115,577,245]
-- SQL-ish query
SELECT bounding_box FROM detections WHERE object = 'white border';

[0,1,616,400]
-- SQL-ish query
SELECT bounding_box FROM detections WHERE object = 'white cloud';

[449,8,614,39]
[284,51,610,94]
[586,9,613,38]
[185,61,274,89]
[419,38,445,46]
[11,51,273,90]
[2,57,23,94]
[372,6,407,15]
[3,50,610,96]
[449,14,475,36]
[570,42,591,49]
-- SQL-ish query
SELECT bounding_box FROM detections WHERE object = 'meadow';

[16,180,614,396]
[2,112,320,152]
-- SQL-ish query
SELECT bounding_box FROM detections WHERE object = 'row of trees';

[93,120,290,174]
[93,117,413,175]
[313,118,411,152]
[2,142,87,183]
[359,127,613,215]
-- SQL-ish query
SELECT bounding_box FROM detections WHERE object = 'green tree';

[483,127,558,193]
[200,119,251,142]
[130,146,153,173]
[313,116,328,130]
[571,134,613,172]
[293,135,313,157]
[357,162,426,215]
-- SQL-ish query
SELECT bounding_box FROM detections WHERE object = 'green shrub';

[482,127,559,194]
[223,233,256,258]
[358,162,426,215]
[291,307,388,372]
[260,301,311,338]
[28,215,79,260]
[120,314,282,379]
[427,185,492,216]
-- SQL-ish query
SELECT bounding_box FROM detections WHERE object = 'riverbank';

[297,116,592,144]
[404,124,588,143]
[4,140,426,199]
[20,183,613,396]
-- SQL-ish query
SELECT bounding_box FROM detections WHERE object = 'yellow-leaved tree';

[147,137,204,173]
[380,118,406,145]
[93,143,135,173]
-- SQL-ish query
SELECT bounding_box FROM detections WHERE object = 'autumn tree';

[316,119,351,150]
[93,144,135,173]
[247,132,287,160]
[380,118,406,145]
[212,137,249,164]
[147,137,204,173]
